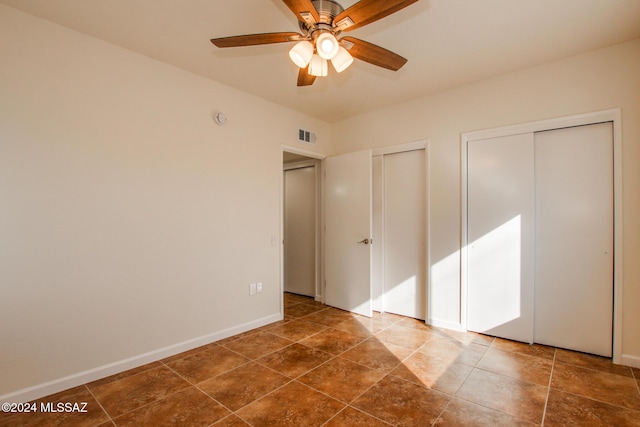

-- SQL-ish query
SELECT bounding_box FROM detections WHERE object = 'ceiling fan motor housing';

[299,0,345,35]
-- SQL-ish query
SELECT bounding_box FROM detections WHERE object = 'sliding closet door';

[383,149,426,319]
[467,133,535,343]
[534,123,613,356]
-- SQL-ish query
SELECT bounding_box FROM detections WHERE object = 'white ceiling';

[3,0,640,122]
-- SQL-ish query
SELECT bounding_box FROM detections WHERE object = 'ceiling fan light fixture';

[331,46,354,73]
[309,54,328,77]
[211,0,418,86]
[316,32,339,60]
[289,40,314,68]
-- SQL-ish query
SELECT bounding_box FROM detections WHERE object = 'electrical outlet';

[249,283,257,295]
[257,282,263,293]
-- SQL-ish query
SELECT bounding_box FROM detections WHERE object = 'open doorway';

[282,148,325,305]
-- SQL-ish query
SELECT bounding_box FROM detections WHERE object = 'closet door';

[467,133,535,343]
[371,156,384,312]
[534,123,613,356]
[383,149,426,319]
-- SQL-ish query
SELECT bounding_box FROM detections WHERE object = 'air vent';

[298,128,317,144]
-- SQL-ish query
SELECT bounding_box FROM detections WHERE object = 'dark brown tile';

[235,381,344,427]
[216,327,267,346]
[24,305,640,427]
[301,308,356,328]
[391,352,473,395]
[371,311,405,325]
[212,414,251,426]
[257,343,333,378]
[283,299,298,307]
[298,357,385,403]
[544,388,640,426]
[492,338,555,360]
[166,345,249,383]
[352,375,450,427]
[375,324,434,350]
[455,369,547,424]
[435,328,495,346]
[555,348,633,377]
[265,319,327,341]
[0,413,18,427]
[222,331,293,359]
[551,362,640,410]
[340,338,414,372]
[333,317,390,337]
[324,406,392,426]
[89,365,190,418]
[419,335,488,366]
[395,317,435,332]
[0,389,110,427]
[284,292,315,305]
[87,361,163,388]
[37,385,88,402]
[299,328,365,355]
[161,343,217,364]
[113,387,229,426]
[434,398,536,426]
[284,303,326,318]
[476,347,552,386]
[198,362,290,411]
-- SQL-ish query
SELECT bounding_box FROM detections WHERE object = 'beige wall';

[332,38,640,365]
[0,5,330,398]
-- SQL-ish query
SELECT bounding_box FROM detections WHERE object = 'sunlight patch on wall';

[467,215,522,331]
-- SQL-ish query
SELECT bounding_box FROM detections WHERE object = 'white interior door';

[467,133,535,343]
[534,123,613,356]
[325,150,372,317]
[383,150,426,319]
[371,156,384,312]
[284,166,316,297]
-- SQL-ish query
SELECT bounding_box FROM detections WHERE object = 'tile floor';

[2,292,640,426]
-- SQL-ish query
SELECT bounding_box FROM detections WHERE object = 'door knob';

[357,238,370,245]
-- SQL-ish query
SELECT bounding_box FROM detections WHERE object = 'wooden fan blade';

[341,36,407,71]
[211,32,304,48]
[297,66,316,86]
[282,0,320,24]
[334,0,419,31]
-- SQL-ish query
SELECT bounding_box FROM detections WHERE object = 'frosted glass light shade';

[289,41,314,68]
[331,47,354,73]
[316,32,339,60]
[308,54,328,76]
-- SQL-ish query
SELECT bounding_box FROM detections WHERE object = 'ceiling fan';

[210,0,419,86]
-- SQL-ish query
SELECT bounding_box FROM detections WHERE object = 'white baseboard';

[620,353,640,369]
[428,318,464,332]
[0,313,282,404]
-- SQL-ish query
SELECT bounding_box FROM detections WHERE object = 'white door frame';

[284,161,318,298]
[281,146,326,314]
[460,108,623,363]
